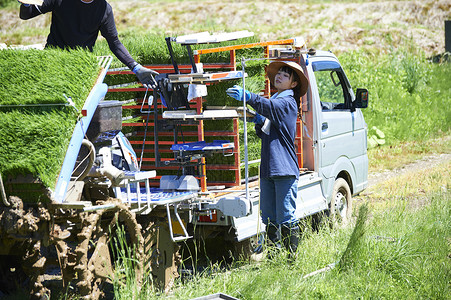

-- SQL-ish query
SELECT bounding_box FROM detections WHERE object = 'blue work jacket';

[247,89,299,179]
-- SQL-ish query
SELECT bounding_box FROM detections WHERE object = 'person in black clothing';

[18,0,157,87]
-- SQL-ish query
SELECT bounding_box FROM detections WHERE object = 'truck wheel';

[329,178,352,226]
[75,203,143,300]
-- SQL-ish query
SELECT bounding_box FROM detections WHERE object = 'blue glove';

[226,85,251,101]
[252,113,265,126]
[132,64,159,88]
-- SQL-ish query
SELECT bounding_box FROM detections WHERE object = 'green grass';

[109,160,450,299]
[115,192,450,299]
[111,224,144,299]
[340,50,451,145]
[367,136,451,173]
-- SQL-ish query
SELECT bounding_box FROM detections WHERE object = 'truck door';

[312,59,368,199]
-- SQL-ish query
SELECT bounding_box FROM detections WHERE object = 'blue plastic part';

[158,92,168,108]
[170,140,231,151]
[132,63,142,74]
[93,130,120,144]
[118,187,196,203]
[53,83,109,203]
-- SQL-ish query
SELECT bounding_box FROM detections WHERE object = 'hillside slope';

[1,0,450,56]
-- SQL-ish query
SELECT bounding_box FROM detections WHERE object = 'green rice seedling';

[94,33,260,68]
[0,48,99,106]
[0,48,101,196]
[0,109,76,192]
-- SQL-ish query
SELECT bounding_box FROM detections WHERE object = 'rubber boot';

[265,223,282,260]
[281,223,300,262]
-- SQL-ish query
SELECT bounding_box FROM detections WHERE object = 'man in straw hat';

[17,0,158,88]
[227,61,309,260]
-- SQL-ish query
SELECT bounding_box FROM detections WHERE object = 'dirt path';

[367,153,451,188]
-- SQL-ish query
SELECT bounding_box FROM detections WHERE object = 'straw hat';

[267,61,309,97]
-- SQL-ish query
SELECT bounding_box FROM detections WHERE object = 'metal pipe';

[0,103,69,108]
[241,57,250,201]
[239,57,272,201]
[240,159,261,167]
[185,44,198,73]
[153,89,162,168]
[166,37,180,74]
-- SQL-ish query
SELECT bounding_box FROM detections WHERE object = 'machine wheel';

[75,202,143,300]
[329,178,352,226]
[141,219,181,293]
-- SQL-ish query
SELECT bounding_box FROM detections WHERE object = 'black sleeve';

[99,5,137,70]
[19,4,41,19]
[19,0,55,20]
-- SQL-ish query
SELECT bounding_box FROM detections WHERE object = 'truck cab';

[296,49,369,222]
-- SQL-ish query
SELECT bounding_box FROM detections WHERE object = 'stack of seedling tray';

[0,48,101,203]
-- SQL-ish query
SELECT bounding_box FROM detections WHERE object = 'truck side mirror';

[354,88,369,109]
